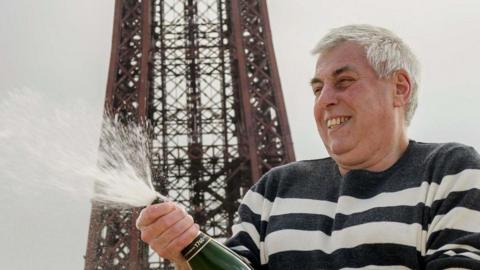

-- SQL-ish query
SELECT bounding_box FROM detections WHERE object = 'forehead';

[314,42,371,76]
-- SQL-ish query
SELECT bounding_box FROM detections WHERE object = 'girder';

[85,1,294,269]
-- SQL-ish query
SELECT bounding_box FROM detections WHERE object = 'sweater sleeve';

[225,172,275,270]
[424,145,480,269]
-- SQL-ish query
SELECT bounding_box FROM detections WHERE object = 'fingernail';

[148,205,159,213]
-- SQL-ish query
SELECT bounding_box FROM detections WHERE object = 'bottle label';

[181,232,211,261]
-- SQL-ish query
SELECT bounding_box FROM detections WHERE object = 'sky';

[1,0,480,269]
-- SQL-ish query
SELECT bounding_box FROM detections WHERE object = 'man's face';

[311,42,400,169]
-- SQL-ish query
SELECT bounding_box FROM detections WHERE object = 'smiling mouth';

[326,116,351,129]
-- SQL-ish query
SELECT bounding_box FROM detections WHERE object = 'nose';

[316,83,338,108]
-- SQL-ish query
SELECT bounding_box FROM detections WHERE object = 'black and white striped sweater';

[225,140,480,269]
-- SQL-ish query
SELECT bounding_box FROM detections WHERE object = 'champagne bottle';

[181,231,254,270]
[150,196,253,270]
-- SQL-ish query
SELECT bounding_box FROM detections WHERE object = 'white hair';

[312,24,420,126]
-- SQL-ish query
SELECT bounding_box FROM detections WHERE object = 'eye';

[336,77,355,88]
[313,86,323,97]
[311,83,323,96]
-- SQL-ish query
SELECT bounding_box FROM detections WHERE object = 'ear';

[392,69,412,108]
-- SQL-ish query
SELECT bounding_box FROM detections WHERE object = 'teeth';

[326,117,350,129]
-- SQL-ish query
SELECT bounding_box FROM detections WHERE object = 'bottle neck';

[181,232,211,261]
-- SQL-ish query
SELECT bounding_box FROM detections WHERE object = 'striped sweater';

[225,141,480,269]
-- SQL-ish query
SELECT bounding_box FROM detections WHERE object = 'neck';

[338,133,409,175]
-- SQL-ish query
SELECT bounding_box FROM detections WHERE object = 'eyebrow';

[309,65,357,86]
[309,77,322,86]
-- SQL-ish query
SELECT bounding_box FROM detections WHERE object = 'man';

[136,25,480,269]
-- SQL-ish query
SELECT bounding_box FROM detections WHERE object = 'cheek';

[313,102,329,140]
[313,99,322,121]
[361,101,393,136]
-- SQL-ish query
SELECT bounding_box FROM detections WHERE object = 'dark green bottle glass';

[181,232,254,270]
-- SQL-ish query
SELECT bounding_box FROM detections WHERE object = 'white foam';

[0,89,162,208]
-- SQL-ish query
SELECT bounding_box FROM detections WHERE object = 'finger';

[140,207,190,243]
[136,201,176,229]
[136,209,146,229]
[150,215,196,257]
[151,215,194,249]
[166,223,200,255]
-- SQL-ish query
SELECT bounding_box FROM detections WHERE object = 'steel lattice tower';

[84,0,295,269]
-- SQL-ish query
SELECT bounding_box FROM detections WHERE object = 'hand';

[136,201,199,264]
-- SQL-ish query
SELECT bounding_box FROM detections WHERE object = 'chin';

[328,141,353,157]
